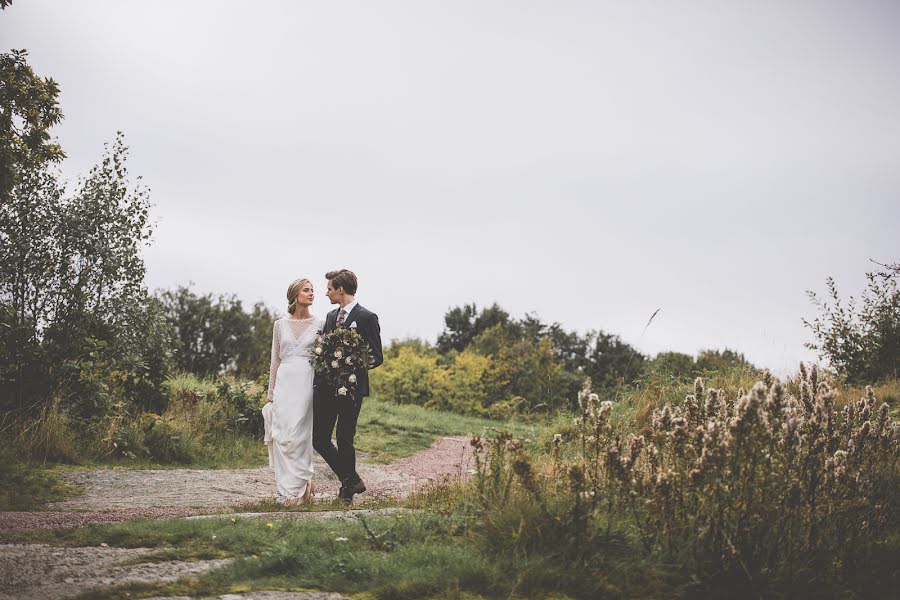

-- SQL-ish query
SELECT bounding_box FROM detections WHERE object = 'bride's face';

[296,283,314,307]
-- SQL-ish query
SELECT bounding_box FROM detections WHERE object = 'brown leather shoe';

[340,479,366,503]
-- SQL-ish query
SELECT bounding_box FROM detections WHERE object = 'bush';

[370,345,439,406]
[143,417,197,464]
[805,271,900,383]
[467,366,900,597]
[2,397,80,464]
[216,376,266,437]
[429,350,491,415]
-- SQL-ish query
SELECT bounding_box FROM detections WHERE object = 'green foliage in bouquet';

[310,328,374,400]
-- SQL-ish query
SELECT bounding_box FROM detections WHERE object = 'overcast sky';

[4,1,899,375]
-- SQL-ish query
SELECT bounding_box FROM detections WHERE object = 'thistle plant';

[468,366,899,594]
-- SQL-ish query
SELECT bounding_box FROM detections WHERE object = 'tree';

[0,50,66,410]
[158,285,276,378]
[1,132,166,414]
[436,303,511,353]
[581,331,646,392]
[0,50,65,206]
[804,270,900,384]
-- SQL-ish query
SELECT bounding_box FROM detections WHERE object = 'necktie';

[337,309,347,328]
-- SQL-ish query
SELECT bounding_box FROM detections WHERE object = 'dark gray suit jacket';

[315,304,383,398]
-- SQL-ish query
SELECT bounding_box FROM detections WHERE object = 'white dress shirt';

[338,299,358,324]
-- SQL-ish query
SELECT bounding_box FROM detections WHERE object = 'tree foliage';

[157,285,276,378]
[0,49,65,205]
[804,269,900,384]
[0,132,172,414]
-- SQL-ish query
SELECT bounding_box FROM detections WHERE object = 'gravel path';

[0,436,474,534]
[0,543,231,600]
[0,437,475,599]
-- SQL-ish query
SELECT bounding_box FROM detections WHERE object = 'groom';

[312,269,383,504]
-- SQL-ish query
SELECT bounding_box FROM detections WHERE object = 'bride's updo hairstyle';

[286,278,310,315]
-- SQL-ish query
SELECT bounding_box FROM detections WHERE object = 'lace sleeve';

[267,321,281,402]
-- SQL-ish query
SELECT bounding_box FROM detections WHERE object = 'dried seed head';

[598,400,613,419]
[568,464,585,485]
[766,381,785,415]
[685,394,700,428]
[694,378,705,404]
[800,381,813,413]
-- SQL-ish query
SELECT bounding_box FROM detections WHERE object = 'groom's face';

[326,280,342,304]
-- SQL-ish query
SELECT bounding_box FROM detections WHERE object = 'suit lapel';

[342,304,362,328]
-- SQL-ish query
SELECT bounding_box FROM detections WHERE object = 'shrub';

[429,350,490,415]
[216,376,266,437]
[371,345,440,406]
[3,397,80,464]
[143,417,197,464]
[468,367,900,597]
[805,271,900,383]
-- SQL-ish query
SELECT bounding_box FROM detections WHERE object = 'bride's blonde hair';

[286,278,311,315]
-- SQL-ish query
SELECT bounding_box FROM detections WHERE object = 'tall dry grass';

[464,366,899,597]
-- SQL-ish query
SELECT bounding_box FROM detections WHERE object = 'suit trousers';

[312,393,363,485]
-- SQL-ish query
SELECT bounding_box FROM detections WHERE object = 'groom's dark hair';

[326,269,358,295]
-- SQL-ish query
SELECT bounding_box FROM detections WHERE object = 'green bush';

[143,417,197,464]
[805,271,900,383]
[429,350,490,415]
[371,345,440,406]
[4,397,80,464]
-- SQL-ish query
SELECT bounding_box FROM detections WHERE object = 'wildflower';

[211,535,217,540]
[338,386,348,396]
[766,381,785,415]
[598,400,613,418]
[230,517,237,524]
[335,537,349,542]
[266,522,274,529]
[685,394,700,427]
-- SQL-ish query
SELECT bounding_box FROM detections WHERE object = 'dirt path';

[0,437,475,599]
[0,544,231,600]
[0,436,474,533]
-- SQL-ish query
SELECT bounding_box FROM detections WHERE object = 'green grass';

[0,461,83,510]
[18,509,652,600]
[358,397,541,462]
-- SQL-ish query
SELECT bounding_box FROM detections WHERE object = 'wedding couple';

[263,269,383,505]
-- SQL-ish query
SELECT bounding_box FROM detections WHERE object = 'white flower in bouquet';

[334,349,343,359]
[315,346,323,355]
[348,374,357,383]
[338,386,348,396]
[345,357,352,365]
[331,360,339,368]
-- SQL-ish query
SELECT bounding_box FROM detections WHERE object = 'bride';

[264,278,323,505]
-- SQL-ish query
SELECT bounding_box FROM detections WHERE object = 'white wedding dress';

[265,315,323,502]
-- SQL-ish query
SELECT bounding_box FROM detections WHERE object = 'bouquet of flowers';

[309,328,374,400]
